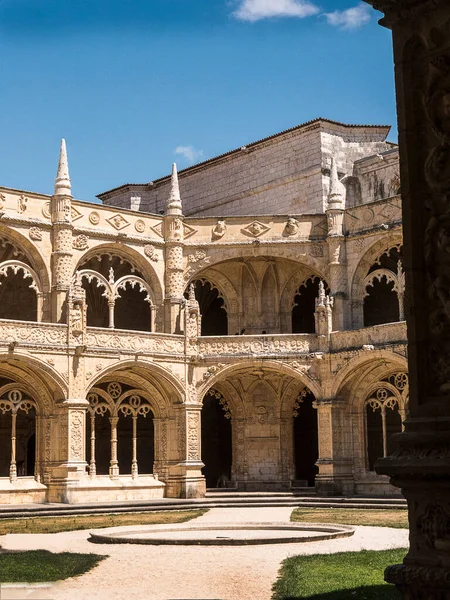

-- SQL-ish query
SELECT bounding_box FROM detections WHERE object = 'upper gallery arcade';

[0,118,407,503]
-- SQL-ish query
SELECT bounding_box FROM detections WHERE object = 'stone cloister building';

[0,118,408,505]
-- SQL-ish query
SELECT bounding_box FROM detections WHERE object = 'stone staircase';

[0,491,406,519]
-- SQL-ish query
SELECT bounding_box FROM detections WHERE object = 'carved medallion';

[29,227,43,241]
[42,201,51,219]
[242,220,271,238]
[73,234,89,251]
[144,244,159,262]
[107,213,130,231]
[89,211,100,225]
[135,219,146,233]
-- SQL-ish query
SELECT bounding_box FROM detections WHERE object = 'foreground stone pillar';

[365,1,450,596]
[314,399,354,496]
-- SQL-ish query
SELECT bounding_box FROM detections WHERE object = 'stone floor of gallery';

[0,506,409,600]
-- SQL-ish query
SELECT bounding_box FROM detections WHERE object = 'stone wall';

[98,120,394,217]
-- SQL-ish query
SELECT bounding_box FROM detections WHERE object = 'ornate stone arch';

[184,246,327,285]
[0,354,67,414]
[350,232,403,329]
[186,270,236,313]
[0,224,51,295]
[197,359,322,402]
[86,359,185,413]
[330,350,408,400]
[74,243,163,306]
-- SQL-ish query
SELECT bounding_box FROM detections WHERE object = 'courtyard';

[0,506,408,599]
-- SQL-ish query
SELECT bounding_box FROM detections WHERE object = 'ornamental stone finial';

[328,157,345,207]
[54,139,71,197]
[167,163,182,216]
[316,280,326,307]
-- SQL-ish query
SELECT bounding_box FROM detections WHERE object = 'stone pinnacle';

[328,156,345,206]
[54,139,71,196]
[167,163,183,216]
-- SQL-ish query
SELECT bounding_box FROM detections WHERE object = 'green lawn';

[291,508,409,529]
[0,550,105,583]
[272,549,406,599]
[0,509,207,534]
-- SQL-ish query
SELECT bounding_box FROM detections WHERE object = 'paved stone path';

[0,507,409,600]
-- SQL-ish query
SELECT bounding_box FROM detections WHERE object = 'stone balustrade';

[329,321,407,353]
[85,328,185,354]
[197,333,318,357]
[0,319,407,357]
[0,319,67,347]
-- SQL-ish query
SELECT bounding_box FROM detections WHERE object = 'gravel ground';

[0,507,409,600]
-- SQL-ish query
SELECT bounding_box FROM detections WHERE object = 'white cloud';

[233,0,319,22]
[323,3,371,30]
[174,145,204,163]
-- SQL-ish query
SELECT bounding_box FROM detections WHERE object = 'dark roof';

[97,117,391,199]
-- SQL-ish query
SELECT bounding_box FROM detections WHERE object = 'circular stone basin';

[89,523,354,546]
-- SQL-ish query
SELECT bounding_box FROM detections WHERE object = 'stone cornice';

[364,0,440,26]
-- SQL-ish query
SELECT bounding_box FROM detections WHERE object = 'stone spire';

[167,163,182,216]
[54,139,71,197]
[328,157,345,207]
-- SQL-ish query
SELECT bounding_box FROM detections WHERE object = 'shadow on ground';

[281,584,400,599]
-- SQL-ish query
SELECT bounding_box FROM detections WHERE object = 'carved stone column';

[46,398,89,502]
[51,140,73,323]
[164,164,185,334]
[365,1,450,596]
[314,398,354,496]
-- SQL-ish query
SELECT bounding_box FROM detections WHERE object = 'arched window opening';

[365,372,407,471]
[78,254,152,331]
[87,381,155,479]
[293,389,318,486]
[0,384,37,482]
[0,236,40,322]
[363,245,404,327]
[0,269,37,321]
[189,280,228,336]
[115,283,151,331]
[201,390,232,488]
[292,277,330,334]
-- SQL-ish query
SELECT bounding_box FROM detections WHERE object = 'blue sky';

[0,0,394,203]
